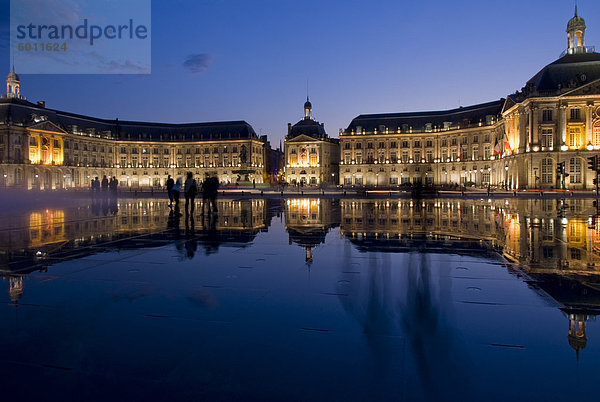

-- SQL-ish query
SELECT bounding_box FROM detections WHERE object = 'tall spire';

[566,5,587,55]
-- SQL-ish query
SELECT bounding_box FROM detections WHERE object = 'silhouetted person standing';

[166,175,174,208]
[109,177,118,195]
[172,177,182,214]
[101,175,109,192]
[184,172,198,215]
[92,176,100,193]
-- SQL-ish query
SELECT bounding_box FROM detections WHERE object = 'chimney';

[37,101,46,108]
[288,123,292,135]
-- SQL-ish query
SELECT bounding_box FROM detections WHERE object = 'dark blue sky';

[2,0,599,145]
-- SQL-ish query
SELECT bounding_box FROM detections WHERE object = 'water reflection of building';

[337,197,600,357]
[340,199,502,253]
[500,199,600,272]
[284,198,340,264]
[0,198,274,300]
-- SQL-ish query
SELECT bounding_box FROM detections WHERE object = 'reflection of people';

[167,208,181,231]
[184,172,198,215]
[166,175,174,208]
[200,210,220,254]
[201,174,219,215]
[184,216,197,259]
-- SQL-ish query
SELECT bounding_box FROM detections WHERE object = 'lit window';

[542,129,553,148]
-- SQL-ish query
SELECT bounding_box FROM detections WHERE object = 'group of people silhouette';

[90,175,118,194]
[166,172,220,217]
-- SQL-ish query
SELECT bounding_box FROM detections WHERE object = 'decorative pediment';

[287,134,320,143]
[561,78,600,97]
[501,96,517,114]
[27,120,68,135]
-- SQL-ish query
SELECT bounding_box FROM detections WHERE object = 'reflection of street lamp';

[376,173,379,187]
[479,168,483,187]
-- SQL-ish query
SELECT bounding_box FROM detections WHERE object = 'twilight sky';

[1,0,599,146]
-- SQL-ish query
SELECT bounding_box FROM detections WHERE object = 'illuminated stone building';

[340,8,600,190]
[0,78,269,189]
[339,102,503,187]
[284,98,339,186]
[501,8,600,190]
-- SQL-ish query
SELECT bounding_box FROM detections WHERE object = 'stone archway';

[32,168,41,190]
[0,167,6,188]
[44,169,52,190]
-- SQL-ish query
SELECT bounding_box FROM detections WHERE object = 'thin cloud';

[183,54,212,74]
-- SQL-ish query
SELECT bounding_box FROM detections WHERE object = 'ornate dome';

[567,7,586,32]
[7,70,19,82]
[568,332,587,352]
[304,97,312,110]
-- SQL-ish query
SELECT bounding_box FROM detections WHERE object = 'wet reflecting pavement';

[1,197,600,401]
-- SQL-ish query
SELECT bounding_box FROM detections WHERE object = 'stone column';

[587,102,594,144]
[531,106,539,146]
[560,104,568,147]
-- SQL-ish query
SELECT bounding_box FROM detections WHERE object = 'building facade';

[0,76,269,190]
[501,10,600,190]
[339,101,503,187]
[284,99,339,186]
[340,9,600,190]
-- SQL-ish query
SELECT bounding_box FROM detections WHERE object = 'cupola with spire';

[6,66,21,99]
[304,97,312,120]
[566,5,588,55]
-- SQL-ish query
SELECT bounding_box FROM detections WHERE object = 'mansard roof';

[517,52,600,98]
[287,117,333,141]
[0,97,259,142]
[344,99,504,134]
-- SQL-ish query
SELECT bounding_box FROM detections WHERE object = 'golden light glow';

[29,209,65,248]
[28,133,64,166]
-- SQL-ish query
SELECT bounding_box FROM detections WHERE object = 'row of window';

[341,135,491,150]
[343,145,493,164]
[541,108,585,122]
[118,145,247,155]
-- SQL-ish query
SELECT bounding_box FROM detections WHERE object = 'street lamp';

[376,173,379,187]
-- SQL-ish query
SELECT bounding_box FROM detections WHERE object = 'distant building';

[339,101,503,187]
[284,98,339,186]
[0,79,269,190]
